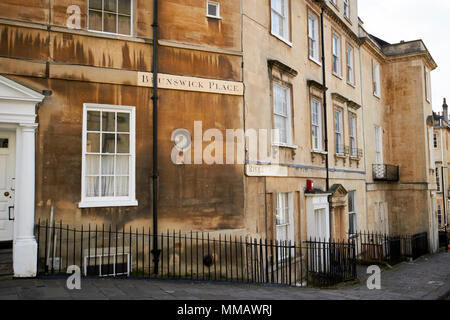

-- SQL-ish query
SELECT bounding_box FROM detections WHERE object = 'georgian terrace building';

[0,0,439,277]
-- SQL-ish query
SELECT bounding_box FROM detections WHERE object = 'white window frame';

[273,82,293,146]
[88,0,134,36]
[343,0,350,19]
[373,60,381,97]
[348,191,357,236]
[271,0,291,45]
[311,99,323,152]
[79,103,138,208]
[434,133,438,149]
[276,192,295,258]
[308,11,320,64]
[346,43,355,86]
[349,112,357,157]
[334,109,344,155]
[375,126,383,165]
[206,0,221,19]
[332,33,342,77]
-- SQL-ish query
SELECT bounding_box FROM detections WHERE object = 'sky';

[358,0,450,112]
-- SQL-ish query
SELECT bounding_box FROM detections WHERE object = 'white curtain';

[85,152,129,198]
[115,156,129,196]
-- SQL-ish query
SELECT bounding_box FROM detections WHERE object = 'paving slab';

[0,251,449,300]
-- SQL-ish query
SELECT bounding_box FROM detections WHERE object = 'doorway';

[0,131,15,243]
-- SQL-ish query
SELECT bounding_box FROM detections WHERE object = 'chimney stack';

[444,98,448,122]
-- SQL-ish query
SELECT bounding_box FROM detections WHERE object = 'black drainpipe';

[151,0,161,274]
[319,6,333,238]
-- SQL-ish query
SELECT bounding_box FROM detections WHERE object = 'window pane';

[101,155,115,175]
[115,176,129,197]
[116,156,129,175]
[89,0,102,10]
[117,134,130,153]
[101,176,114,197]
[87,133,100,153]
[86,177,100,197]
[87,111,101,131]
[118,0,131,15]
[102,133,116,153]
[104,12,117,33]
[86,155,100,175]
[117,113,130,132]
[274,115,287,143]
[104,0,117,12]
[89,10,102,31]
[102,112,116,132]
[0,139,8,149]
[272,0,283,14]
[272,14,283,36]
[118,15,131,35]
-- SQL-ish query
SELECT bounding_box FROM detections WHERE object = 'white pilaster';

[13,123,38,278]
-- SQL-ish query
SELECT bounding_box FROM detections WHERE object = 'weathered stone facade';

[0,0,440,260]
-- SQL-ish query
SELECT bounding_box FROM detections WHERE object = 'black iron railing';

[35,221,357,288]
[352,231,428,264]
[373,164,399,182]
[306,239,357,287]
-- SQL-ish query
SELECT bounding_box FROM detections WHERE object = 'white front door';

[0,131,15,242]
[314,208,328,240]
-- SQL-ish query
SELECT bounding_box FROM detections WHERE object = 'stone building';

[0,0,440,277]
[432,100,450,241]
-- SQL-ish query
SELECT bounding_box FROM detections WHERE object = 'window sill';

[273,143,298,150]
[332,72,343,80]
[206,15,222,20]
[78,200,138,209]
[312,150,328,155]
[347,81,356,88]
[270,32,293,47]
[373,93,381,99]
[309,57,322,67]
[50,26,150,43]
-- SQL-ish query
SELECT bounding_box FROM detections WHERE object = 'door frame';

[0,129,16,243]
[0,75,44,277]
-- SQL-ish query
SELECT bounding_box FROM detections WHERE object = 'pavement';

[0,251,449,300]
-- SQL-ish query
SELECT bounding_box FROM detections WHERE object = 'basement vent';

[84,248,130,277]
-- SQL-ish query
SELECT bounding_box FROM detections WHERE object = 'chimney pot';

[443,98,448,122]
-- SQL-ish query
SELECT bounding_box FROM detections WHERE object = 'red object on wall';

[307,180,314,191]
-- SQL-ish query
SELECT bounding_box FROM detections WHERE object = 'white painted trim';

[80,103,138,208]
[206,0,222,19]
[79,200,138,208]
[0,76,44,103]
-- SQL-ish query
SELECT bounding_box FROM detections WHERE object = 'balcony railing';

[373,164,399,182]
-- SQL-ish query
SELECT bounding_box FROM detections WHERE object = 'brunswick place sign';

[138,72,244,96]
